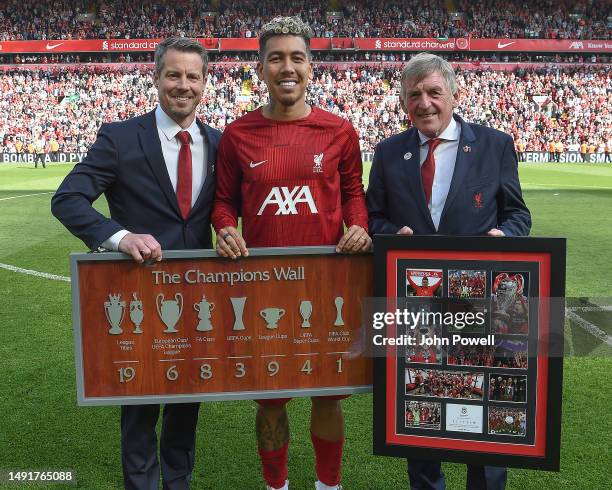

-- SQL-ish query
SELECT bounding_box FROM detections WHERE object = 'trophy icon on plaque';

[194,295,215,332]
[129,293,144,334]
[260,307,285,329]
[156,293,183,333]
[334,296,345,327]
[299,300,313,328]
[231,297,247,331]
[104,293,125,335]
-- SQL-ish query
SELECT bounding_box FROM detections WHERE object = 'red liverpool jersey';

[212,107,368,247]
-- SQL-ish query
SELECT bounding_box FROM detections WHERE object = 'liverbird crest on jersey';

[313,152,324,173]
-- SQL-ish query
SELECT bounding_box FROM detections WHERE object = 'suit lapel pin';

[404,152,412,160]
[463,145,472,153]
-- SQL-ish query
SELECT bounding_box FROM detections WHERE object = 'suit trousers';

[121,403,200,490]
[408,460,507,490]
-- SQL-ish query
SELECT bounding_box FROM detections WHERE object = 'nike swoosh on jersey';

[249,160,268,168]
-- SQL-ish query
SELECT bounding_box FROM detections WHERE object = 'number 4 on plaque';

[301,359,313,374]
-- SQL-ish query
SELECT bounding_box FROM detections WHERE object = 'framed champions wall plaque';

[70,247,372,405]
[372,236,565,471]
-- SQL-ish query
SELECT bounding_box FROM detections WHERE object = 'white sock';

[315,481,339,490]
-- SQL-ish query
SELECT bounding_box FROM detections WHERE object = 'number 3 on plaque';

[267,361,279,376]
[234,362,246,378]
[118,366,136,383]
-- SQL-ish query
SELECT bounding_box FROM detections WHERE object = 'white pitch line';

[567,305,612,312]
[0,262,70,282]
[522,182,612,190]
[565,309,612,347]
[0,191,54,201]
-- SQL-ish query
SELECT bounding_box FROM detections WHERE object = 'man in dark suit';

[366,53,530,489]
[51,37,221,490]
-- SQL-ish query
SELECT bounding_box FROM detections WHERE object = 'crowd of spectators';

[1,51,610,66]
[1,0,609,41]
[1,64,609,156]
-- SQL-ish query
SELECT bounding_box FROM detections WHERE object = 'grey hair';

[154,37,208,76]
[259,16,313,60]
[400,53,457,100]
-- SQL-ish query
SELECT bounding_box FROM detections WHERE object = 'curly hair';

[258,16,313,60]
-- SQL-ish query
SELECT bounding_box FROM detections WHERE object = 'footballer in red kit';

[212,106,368,247]
[211,16,371,490]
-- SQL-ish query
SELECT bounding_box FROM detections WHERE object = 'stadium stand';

[0,0,609,40]
[0,64,609,155]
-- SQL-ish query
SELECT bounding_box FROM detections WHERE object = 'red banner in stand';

[0,38,610,54]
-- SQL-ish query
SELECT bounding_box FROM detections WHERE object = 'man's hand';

[397,226,414,235]
[487,228,505,237]
[118,233,162,263]
[336,225,372,254]
[216,226,248,259]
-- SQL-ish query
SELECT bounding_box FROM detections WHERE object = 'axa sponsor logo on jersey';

[257,186,318,216]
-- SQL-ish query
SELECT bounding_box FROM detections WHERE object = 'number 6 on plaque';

[118,366,136,383]
[267,361,279,376]
[166,365,179,381]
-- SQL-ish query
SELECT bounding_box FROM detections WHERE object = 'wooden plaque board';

[71,247,373,405]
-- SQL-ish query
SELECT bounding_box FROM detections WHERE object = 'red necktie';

[176,130,192,219]
[421,138,442,205]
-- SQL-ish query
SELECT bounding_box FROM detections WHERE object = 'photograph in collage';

[406,369,484,400]
[405,319,442,364]
[448,270,486,298]
[491,271,529,335]
[488,407,527,436]
[405,401,441,429]
[489,374,527,402]
[406,269,443,297]
[447,339,528,369]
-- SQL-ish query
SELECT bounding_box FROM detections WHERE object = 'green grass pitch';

[0,162,610,489]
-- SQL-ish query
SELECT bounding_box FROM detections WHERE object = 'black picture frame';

[373,235,565,471]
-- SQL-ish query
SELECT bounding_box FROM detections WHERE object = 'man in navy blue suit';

[366,53,530,489]
[52,38,221,490]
